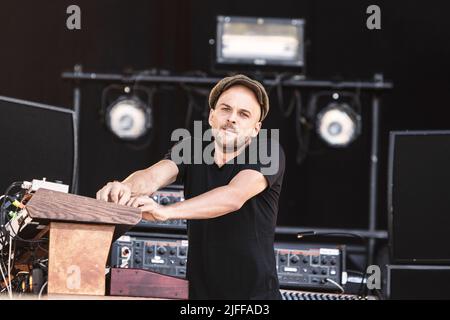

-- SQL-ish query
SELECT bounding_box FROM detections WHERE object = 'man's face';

[209,85,262,152]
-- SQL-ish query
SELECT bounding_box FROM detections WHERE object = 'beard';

[212,126,251,153]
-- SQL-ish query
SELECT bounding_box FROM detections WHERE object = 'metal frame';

[62,65,393,263]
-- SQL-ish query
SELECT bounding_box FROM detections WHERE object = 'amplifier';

[110,234,188,278]
[111,236,346,292]
[384,265,450,299]
[136,186,187,230]
[275,243,345,292]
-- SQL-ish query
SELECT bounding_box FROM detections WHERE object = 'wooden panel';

[109,268,189,300]
[48,222,114,296]
[26,188,141,226]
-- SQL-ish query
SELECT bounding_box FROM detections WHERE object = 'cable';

[38,281,47,299]
[6,211,49,244]
[1,181,23,228]
[0,257,12,299]
[325,278,345,294]
[132,69,152,94]
[0,183,24,269]
[8,234,12,295]
[0,260,9,296]
[0,209,48,297]
[294,90,312,165]
[9,234,18,294]
[0,183,26,299]
[5,199,42,242]
[37,243,48,253]
[297,231,369,298]
[267,73,297,118]
[72,103,79,194]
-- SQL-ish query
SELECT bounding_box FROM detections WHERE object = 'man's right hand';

[96,181,132,205]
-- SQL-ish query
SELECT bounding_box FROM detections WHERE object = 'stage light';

[316,102,361,147]
[215,16,305,67]
[105,95,153,140]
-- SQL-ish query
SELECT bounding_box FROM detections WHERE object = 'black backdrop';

[1,0,450,231]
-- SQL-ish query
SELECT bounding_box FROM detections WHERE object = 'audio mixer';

[112,236,346,292]
[275,243,345,292]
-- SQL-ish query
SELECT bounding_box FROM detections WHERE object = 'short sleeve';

[163,137,192,183]
[240,138,286,188]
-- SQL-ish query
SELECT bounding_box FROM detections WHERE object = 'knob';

[279,255,287,263]
[302,257,309,264]
[121,248,130,257]
[180,260,186,266]
[321,257,328,265]
[146,247,153,254]
[157,247,167,255]
[160,197,170,205]
[179,248,187,256]
[312,257,319,264]
[312,268,318,275]
[321,269,327,275]
[134,257,142,264]
[170,248,177,255]
[330,258,336,265]
[290,255,299,264]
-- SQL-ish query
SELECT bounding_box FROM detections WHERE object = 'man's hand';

[126,196,170,222]
[96,181,132,205]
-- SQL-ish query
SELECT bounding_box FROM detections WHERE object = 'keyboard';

[280,289,373,300]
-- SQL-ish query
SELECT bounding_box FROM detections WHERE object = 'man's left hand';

[126,196,169,222]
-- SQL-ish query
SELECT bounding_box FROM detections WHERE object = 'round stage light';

[316,102,361,147]
[106,96,152,140]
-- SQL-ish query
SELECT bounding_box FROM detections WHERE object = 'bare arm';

[96,159,179,204]
[122,159,179,196]
[130,169,269,221]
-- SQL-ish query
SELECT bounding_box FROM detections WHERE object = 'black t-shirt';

[165,136,285,299]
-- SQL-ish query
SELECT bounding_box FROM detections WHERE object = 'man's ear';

[251,121,262,138]
[208,108,214,127]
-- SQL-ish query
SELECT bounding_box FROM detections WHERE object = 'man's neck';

[214,139,251,167]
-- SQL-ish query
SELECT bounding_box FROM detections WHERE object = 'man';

[97,74,285,299]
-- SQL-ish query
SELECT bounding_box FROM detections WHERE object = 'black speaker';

[0,96,76,193]
[385,265,450,300]
[388,131,450,264]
